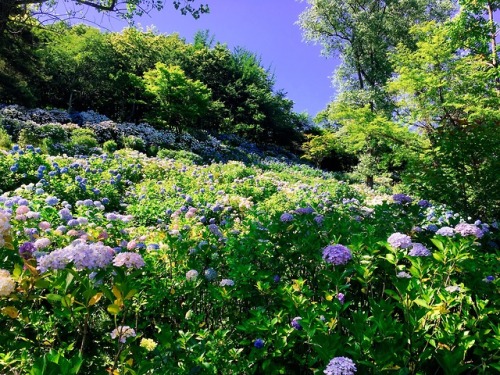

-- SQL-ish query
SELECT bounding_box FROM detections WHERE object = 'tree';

[142,63,212,132]
[389,21,500,219]
[0,0,208,33]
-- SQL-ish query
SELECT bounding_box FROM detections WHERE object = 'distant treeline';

[0,22,307,147]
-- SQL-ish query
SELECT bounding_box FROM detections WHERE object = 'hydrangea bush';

[0,143,497,374]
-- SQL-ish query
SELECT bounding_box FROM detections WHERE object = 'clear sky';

[77,1,340,117]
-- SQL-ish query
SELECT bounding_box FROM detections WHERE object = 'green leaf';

[46,294,62,302]
[107,304,121,315]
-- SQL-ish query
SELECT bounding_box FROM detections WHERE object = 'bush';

[0,126,12,150]
[18,123,69,147]
[157,148,203,164]
[122,135,146,152]
[69,128,99,155]
[103,140,118,153]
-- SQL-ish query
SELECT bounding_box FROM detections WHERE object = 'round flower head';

[436,227,455,237]
[454,223,483,239]
[337,293,345,304]
[113,252,145,269]
[186,269,199,281]
[392,194,412,204]
[408,243,431,257]
[322,245,352,266]
[280,213,294,222]
[140,338,157,351]
[291,317,303,330]
[324,356,357,375]
[254,338,265,349]
[397,271,412,279]
[19,242,36,260]
[0,270,15,296]
[220,279,234,287]
[388,233,412,249]
[110,326,136,343]
[483,275,494,283]
[204,268,217,281]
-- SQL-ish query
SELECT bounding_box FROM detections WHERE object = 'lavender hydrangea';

[322,245,352,266]
[454,223,483,239]
[110,326,136,343]
[220,279,235,287]
[19,242,35,260]
[396,271,412,279]
[186,269,199,281]
[324,356,357,375]
[388,233,412,249]
[337,293,345,304]
[113,252,145,269]
[408,243,431,257]
[37,241,115,273]
[280,213,294,222]
[436,227,455,237]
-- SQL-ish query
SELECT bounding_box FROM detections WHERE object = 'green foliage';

[143,63,212,131]
[122,135,146,152]
[69,128,99,155]
[102,140,118,153]
[389,21,500,220]
[157,148,203,164]
[0,125,12,150]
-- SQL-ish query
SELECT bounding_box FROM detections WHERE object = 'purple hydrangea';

[322,245,352,266]
[417,199,431,208]
[295,207,314,215]
[59,208,73,222]
[291,317,303,330]
[314,215,324,225]
[280,213,294,222]
[113,252,145,269]
[454,223,483,239]
[19,242,36,260]
[337,293,345,304]
[408,243,431,257]
[392,194,412,204]
[436,227,455,237]
[483,275,494,283]
[37,241,115,273]
[45,196,59,206]
[220,279,234,287]
[273,275,281,283]
[425,224,439,232]
[254,338,265,349]
[388,233,412,249]
[110,326,136,343]
[324,356,357,375]
[208,224,224,238]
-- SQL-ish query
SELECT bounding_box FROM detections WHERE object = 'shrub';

[103,140,118,153]
[157,148,203,164]
[0,126,12,150]
[122,135,146,152]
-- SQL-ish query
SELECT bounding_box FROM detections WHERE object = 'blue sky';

[75,1,339,117]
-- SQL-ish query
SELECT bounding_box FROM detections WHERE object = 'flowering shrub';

[0,144,497,374]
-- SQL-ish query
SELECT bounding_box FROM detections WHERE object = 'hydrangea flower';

[45,196,59,206]
[337,293,345,304]
[0,269,16,296]
[388,233,412,249]
[392,194,412,204]
[220,279,234,287]
[322,245,352,266]
[140,338,157,351]
[34,238,51,250]
[280,213,294,222]
[408,243,431,257]
[110,326,136,343]
[396,271,412,279]
[204,268,217,281]
[254,338,265,349]
[445,285,461,293]
[113,252,145,269]
[454,223,483,239]
[417,199,431,208]
[436,227,455,236]
[295,207,314,215]
[273,275,281,283]
[483,276,494,283]
[186,269,199,281]
[19,242,35,259]
[324,356,357,375]
[291,317,302,330]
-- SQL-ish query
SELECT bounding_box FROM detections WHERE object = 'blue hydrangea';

[454,223,483,239]
[408,243,431,257]
[322,244,352,266]
[291,317,302,330]
[324,356,357,375]
[280,213,294,222]
[392,194,412,204]
[220,279,234,287]
[254,339,265,349]
[436,227,455,236]
[204,268,217,281]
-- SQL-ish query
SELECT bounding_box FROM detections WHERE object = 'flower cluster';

[392,194,412,204]
[140,338,158,351]
[291,317,302,330]
[220,279,235,287]
[280,212,294,222]
[322,244,352,266]
[387,233,412,249]
[186,269,199,281]
[110,326,136,343]
[408,243,431,257]
[454,223,483,239]
[0,269,15,297]
[37,241,115,273]
[254,338,265,349]
[0,210,12,247]
[112,252,145,269]
[324,357,357,375]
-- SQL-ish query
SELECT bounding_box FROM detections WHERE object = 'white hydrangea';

[0,270,15,297]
